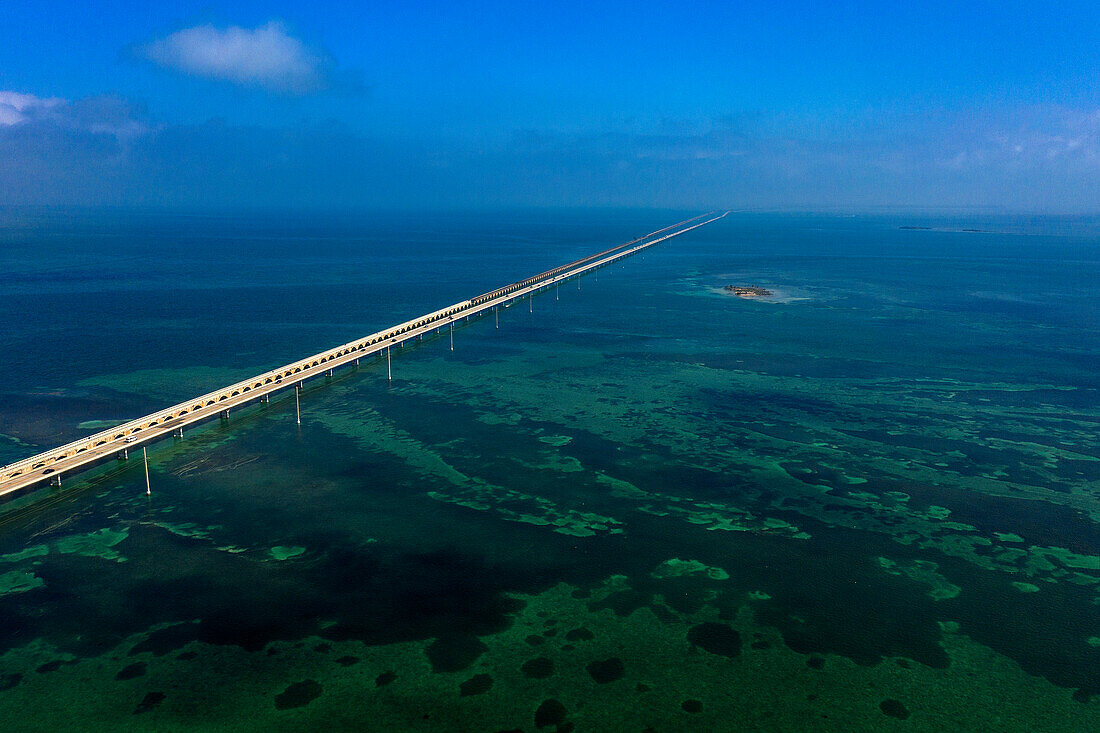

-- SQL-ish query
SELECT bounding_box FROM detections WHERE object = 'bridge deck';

[0,212,727,500]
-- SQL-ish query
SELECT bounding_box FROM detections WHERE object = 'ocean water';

[0,208,1097,731]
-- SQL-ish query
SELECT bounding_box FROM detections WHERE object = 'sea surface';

[0,208,1097,731]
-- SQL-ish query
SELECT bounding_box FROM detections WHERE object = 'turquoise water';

[0,209,1097,730]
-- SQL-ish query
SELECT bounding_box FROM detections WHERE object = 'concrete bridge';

[0,212,728,500]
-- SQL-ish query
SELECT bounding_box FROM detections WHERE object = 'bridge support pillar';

[119,448,129,460]
[176,428,184,439]
[450,323,454,351]
[295,384,301,425]
[51,474,61,487]
[143,447,151,497]
[387,348,392,380]
[222,410,230,420]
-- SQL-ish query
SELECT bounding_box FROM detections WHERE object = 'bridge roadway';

[0,211,728,500]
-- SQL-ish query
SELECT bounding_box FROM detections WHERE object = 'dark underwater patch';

[687,623,741,658]
[937,554,1100,696]
[549,422,744,505]
[879,699,910,719]
[134,691,166,714]
[586,657,624,684]
[588,589,649,617]
[564,627,593,641]
[274,679,322,710]
[0,519,529,667]
[129,622,201,657]
[954,387,1100,410]
[115,662,146,681]
[589,508,955,672]
[521,656,554,679]
[426,634,488,673]
[0,390,163,447]
[459,673,493,696]
[875,476,1100,555]
[534,698,567,728]
[701,384,859,419]
[375,671,396,687]
[622,352,899,381]
[334,655,359,667]
[0,673,22,691]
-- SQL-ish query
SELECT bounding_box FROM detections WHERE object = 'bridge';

[0,212,728,500]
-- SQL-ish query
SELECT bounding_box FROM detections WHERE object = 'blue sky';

[2,1,1098,211]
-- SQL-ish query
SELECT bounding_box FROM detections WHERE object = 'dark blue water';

[0,208,1096,730]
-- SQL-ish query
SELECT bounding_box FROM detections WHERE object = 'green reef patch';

[0,570,44,596]
[1,224,1098,731]
[428,487,623,537]
[0,545,48,563]
[52,527,129,562]
[269,546,306,561]
[596,473,810,539]
[651,558,729,581]
[877,556,961,601]
[537,434,573,447]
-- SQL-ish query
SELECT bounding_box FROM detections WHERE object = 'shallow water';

[0,208,1097,731]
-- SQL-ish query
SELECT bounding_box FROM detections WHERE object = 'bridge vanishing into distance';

[0,212,728,501]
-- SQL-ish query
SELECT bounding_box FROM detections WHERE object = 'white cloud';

[138,21,327,93]
[0,91,149,141]
[0,91,63,126]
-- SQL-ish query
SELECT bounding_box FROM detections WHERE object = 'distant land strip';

[0,211,728,500]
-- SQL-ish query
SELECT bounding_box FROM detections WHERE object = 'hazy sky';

[2,1,1098,211]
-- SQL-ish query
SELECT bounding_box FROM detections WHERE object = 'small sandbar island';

[724,285,772,298]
